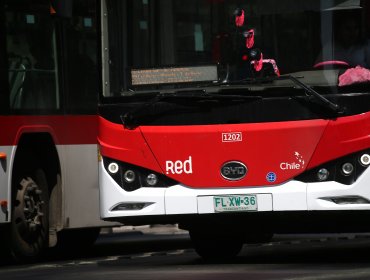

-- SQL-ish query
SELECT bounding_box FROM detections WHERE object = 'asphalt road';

[2,229,370,280]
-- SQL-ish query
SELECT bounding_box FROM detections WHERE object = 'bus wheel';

[190,230,243,261]
[10,169,49,262]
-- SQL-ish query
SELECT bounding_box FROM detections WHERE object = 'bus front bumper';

[99,161,370,220]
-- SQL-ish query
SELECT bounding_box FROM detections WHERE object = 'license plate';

[213,195,258,212]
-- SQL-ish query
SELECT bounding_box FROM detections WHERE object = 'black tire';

[190,230,243,262]
[9,169,49,262]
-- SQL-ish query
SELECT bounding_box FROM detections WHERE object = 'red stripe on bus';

[0,115,98,146]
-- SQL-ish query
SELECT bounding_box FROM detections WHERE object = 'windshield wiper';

[280,75,343,114]
[121,89,261,129]
[218,75,343,114]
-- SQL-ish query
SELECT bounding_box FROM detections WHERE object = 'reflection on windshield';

[105,0,370,95]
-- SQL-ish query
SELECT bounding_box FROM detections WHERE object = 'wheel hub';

[14,177,45,241]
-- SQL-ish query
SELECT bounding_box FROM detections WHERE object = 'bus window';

[63,0,98,114]
[0,3,8,112]
[104,0,370,96]
[5,0,59,111]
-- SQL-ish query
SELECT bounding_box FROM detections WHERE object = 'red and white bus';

[98,0,370,259]
[0,0,113,261]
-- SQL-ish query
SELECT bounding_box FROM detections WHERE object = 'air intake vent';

[324,196,370,205]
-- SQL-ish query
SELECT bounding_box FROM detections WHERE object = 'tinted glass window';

[0,3,8,112]
[104,0,370,96]
[5,0,59,111]
[64,0,98,114]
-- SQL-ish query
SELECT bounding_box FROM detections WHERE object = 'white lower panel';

[59,145,117,228]
[307,167,370,210]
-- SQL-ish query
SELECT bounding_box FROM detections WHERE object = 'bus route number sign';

[213,195,258,212]
[131,65,218,86]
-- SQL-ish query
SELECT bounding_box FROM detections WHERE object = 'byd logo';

[165,156,193,175]
[221,161,247,181]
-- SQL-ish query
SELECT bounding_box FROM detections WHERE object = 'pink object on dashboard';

[339,66,370,86]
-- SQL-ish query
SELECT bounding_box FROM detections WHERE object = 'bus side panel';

[59,144,110,228]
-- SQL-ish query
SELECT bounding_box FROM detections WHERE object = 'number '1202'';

[222,132,242,142]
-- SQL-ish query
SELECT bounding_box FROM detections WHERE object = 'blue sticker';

[266,172,277,183]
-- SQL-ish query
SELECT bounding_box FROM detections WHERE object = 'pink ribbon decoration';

[245,29,255,49]
[251,58,281,76]
[235,10,245,27]
[265,59,280,76]
[254,52,263,72]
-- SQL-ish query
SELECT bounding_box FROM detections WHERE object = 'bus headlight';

[341,163,354,176]
[146,173,158,186]
[296,148,370,185]
[317,168,330,181]
[103,157,178,192]
[123,170,136,183]
[360,154,370,166]
[108,162,119,174]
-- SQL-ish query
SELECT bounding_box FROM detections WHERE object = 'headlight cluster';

[296,149,370,185]
[103,157,178,192]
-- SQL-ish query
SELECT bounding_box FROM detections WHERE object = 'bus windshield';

[103,0,370,96]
